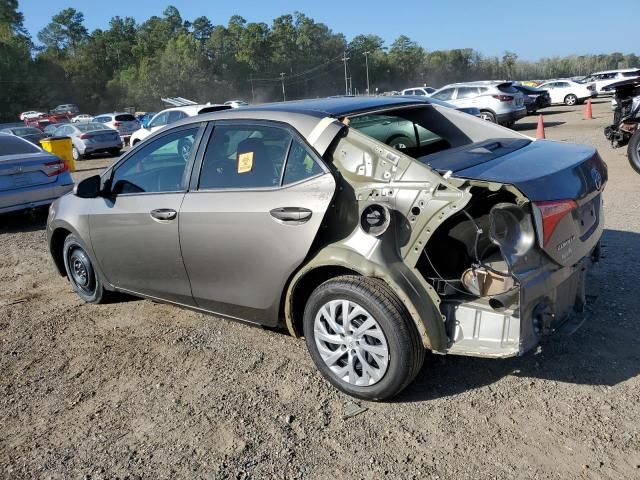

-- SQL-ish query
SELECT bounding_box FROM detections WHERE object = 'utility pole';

[342,51,350,96]
[280,73,286,102]
[364,51,371,96]
[249,75,255,103]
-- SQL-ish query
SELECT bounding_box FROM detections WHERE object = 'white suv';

[401,87,436,96]
[93,112,140,143]
[130,104,230,146]
[429,81,527,126]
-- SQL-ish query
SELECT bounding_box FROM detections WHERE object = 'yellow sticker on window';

[237,151,254,173]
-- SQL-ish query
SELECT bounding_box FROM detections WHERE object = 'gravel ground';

[1,99,639,479]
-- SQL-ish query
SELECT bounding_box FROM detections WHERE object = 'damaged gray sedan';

[47,97,607,400]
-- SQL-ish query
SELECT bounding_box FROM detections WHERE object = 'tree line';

[1,2,638,121]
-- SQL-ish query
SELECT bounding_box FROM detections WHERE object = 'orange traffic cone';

[584,98,593,120]
[536,114,545,139]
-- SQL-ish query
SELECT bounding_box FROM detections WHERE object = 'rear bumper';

[0,174,73,214]
[496,108,527,125]
[443,253,595,358]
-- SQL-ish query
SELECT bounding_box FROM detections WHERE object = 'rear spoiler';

[197,105,233,114]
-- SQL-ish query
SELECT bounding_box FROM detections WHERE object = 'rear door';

[179,121,336,326]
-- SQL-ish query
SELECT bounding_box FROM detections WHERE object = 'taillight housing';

[533,200,577,246]
[79,133,92,139]
[492,95,514,102]
[113,122,121,127]
[43,159,68,177]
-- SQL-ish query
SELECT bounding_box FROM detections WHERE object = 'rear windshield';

[0,135,40,155]
[12,127,41,135]
[77,123,109,132]
[497,83,518,94]
[115,114,136,122]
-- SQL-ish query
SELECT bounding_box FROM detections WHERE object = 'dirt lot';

[1,99,640,479]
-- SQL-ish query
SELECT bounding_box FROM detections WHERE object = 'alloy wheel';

[313,299,390,386]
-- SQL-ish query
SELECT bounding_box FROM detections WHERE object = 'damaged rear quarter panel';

[286,129,478,351]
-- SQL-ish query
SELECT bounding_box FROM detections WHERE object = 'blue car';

[0,133,74,214]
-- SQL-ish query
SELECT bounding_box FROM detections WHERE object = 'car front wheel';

[72,146,83,161]
[480,111,496,123]
[564,94,578,106]
[63,235,111,304]
[303,275,425,401]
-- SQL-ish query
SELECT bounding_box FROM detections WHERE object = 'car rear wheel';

[109,148,121,157]
[564,94,578,106]
[627,129,640,174]
[63,235,111,304]
[303,275,425,401]
[72,146,83,161]
[480,111,496,123]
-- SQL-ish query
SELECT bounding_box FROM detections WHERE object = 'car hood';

[424,139,607,202]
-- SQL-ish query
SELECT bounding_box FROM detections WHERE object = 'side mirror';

[74,174,102,198]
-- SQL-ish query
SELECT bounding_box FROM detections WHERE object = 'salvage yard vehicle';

[93,112,140,145]
[536,79,594,106]
[0,126,46,145]
[47,96,607,400]
[1,133,73,214]
[130,104,230,147]
[52,122,123,160]
[429,81,527,126]
[603,78,640,173]
[513,84,551,114]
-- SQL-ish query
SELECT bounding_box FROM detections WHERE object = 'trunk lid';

[423,139,607,266]
[0,152,62,191]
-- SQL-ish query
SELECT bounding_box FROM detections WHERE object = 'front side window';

[149,112,169,128]
[111,127,199,195]
[168,111,187,123]
[198,124,292,189]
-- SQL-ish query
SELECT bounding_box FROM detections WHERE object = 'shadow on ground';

[513,120,565,131]
[397,228,640,402]
[0,208,48,235]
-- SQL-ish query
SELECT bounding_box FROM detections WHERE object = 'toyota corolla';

[47,97,607,400]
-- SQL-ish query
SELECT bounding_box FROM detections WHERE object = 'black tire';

[62,234,111,304]
[109,148,122,157]
[387,135,413,150]
[480,110,496,123]
[564,94,578,106]
[303,275,425,401]
[627,129,640,174]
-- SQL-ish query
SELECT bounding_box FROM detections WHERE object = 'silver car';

[47,97,606,400]
[54,122,123,160]
[0,133,73,214]
[430,81,527,125]
[93,112,140,143]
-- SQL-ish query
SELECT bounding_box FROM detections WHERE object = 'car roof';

[195,96,434,120]
[157,104,228,115]
[591,68,640,75]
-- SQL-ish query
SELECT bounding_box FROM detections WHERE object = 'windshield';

[12,127,40,135]
[0,134,40,155]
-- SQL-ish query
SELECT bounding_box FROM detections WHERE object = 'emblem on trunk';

[591,168,602,191]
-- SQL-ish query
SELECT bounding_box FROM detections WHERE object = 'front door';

[89,125,202,304]
[179,122,336,325]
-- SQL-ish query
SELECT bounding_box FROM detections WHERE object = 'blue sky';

[18,0,640,60]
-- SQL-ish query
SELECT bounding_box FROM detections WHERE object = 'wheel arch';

[50,226,72,276]
[283,250,447,351]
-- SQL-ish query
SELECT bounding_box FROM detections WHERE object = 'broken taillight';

[534,199,577,246]
[43,160,68,177]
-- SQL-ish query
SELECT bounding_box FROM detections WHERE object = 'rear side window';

[431,88,454,101]
[115,114,136,122]
[94,116,110,123]
[199,125,292,189]
[167,110,187,123]
[456,87,479,99]
[282,140,323,185]
[0,135,40,155]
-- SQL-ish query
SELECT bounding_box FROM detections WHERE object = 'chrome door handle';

[150,208,177,221]
[270,207,312,223]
